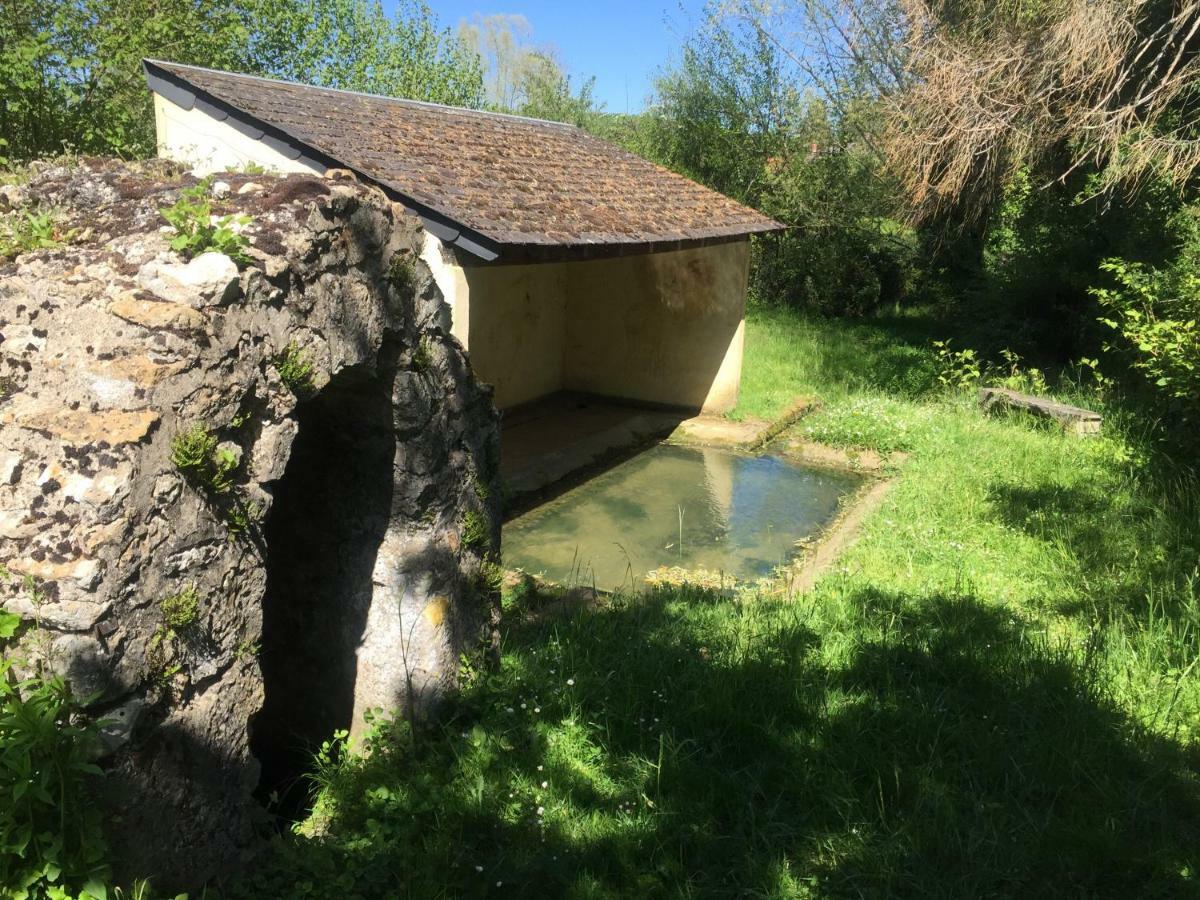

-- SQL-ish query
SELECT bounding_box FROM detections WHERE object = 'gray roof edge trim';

[143,59,503,261]
[460,230,772,266]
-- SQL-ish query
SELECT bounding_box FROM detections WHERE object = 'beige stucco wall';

[460,261,570,409]
[429,239,750,413]
[153,93,323,176]
[561,241,749,412]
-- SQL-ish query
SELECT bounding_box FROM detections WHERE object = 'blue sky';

[418,0,708,113]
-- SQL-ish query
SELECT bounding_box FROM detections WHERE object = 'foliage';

[515,54,600,128]
[0,210,73,260]
[261,0,483,108]
[0,658,108,899]
[170,423,237,495]
[159,179,250,264]
[386,253,416,295]
[643,6,913,315]
[882,0,1200,227]
[931,340,983,391]
[410,338,433,374]
[0,0,483,162]
[1094,254,1200,423]
[461,510,489,551]
[272,342,314,398]
[159,585,200,633]
[224,498,260,538]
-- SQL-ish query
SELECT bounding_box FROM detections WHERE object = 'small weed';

[0,608,20,641]
[273,342,315,398]
[159,178,251,264]
[411,337,434,373]
[226,499,261,537]
[0,659,109,897]
[461,509,489,550]
[388,253,416,294]
[932,339,983,391]
[235,638,261,661]
[159,584,200,632]
[472,472,490,502]
[171,424,237,494]
[0,209,74,260]
[477,560,505,594]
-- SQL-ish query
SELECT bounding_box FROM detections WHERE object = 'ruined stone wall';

[0,159,501,888]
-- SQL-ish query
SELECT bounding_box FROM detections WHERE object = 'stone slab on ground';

[979,386,1102,435]
[670,415,769,448]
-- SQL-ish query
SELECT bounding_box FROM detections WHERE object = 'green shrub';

[170,424,237,495]
[0,658,109,899]
[932,340,983,392]
[411,337,434,373]
[273,342,315,398]
[932,342,1049,396]
[1094,257,1200,421]
[159,179,250,264]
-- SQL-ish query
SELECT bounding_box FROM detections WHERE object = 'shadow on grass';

[987,477,1200,623]
[233,587,1200,899]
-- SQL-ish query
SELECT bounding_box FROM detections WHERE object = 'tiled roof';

[144,60,783,260]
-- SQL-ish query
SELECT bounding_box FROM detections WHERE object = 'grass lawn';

[236,305,1200,898]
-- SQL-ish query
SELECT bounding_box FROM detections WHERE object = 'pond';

[502,443,863,591]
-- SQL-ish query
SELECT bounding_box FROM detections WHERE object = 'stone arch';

[251,336,403,817]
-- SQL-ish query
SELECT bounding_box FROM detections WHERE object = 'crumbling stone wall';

[0,159,501,887]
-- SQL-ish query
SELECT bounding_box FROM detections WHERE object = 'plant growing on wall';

[388,253,417,295]
[273,342,315,398]
[159,179,251,264]
[461,509,490,550]
[171,423,237,494]
[0,209,75,261]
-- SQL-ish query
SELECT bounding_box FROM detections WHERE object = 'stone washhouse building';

[144,60,782,428]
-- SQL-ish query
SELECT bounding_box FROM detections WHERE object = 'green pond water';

[502,443,863,591]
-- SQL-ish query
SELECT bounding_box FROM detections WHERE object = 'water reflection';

[502,444,862,591]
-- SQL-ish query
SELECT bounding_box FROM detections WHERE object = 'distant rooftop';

[144,60,783,261]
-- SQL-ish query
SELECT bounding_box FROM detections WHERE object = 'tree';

[643,4,914,313]
[261,0,483,108]
[456,13,602,124]
[0,0,250,161]
[517,51,601,126]
[0,0,483,163]
[885,0,1200,229]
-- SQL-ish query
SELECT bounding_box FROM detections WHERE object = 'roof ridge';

[143,58,581,132]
